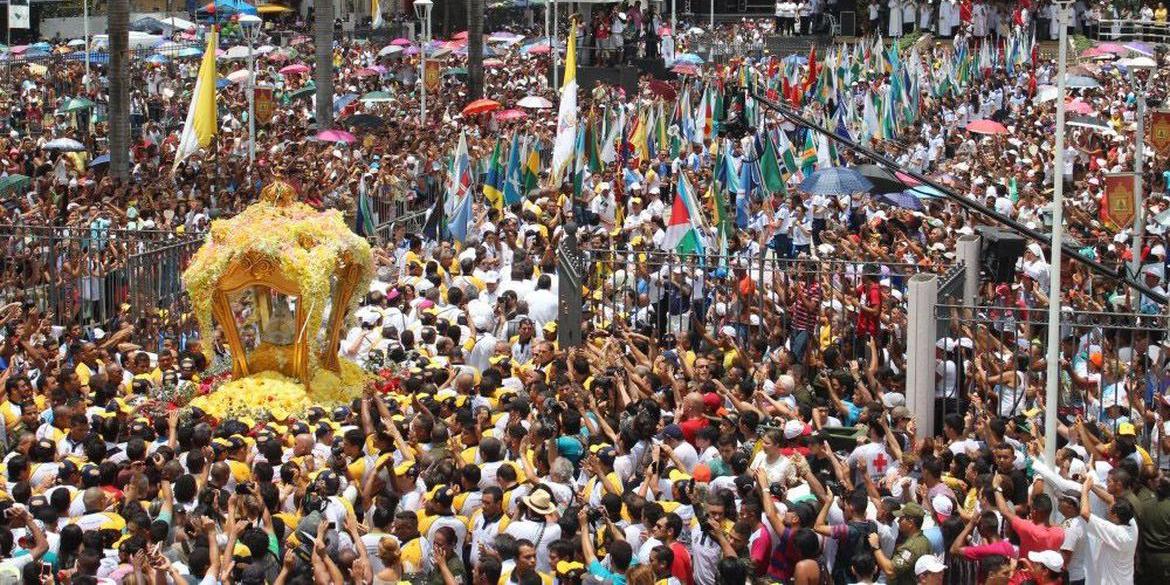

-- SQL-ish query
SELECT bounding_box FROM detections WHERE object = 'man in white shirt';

[1079,475,1138,585]
[525,274,558,327]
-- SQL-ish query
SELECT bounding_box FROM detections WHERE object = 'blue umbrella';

[876,191,925,211]
[799,167,874,195]
[783,54,808,66]
[675,53,704,64]
[333,93,358,113]
[89,154,110,168]
[216,78,231,89]
[65,52,110,65]
[176,47,203,58]
[30,42,50,51]
[907,184,946,199]
[146,53,169,64]
[198,0,257,15]
[1065,75,1100,89]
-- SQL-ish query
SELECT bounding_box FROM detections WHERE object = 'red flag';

[804,46,818,91]
[960,0,972,22]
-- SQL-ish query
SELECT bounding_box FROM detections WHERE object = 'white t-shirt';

[505,519,562,573]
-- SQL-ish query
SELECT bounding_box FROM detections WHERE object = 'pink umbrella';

[965,119,1008,135]
[355,67,379,77]
[894,171,921,186]
[483,58,504,68]
[370,65,387,74]
[290,35,311,46]
[390,37,412,46]
[316,129,356,143]
[1066,99,1094,115]
[1080,47,1107,58]
[494,108,527,121]
[215,48,226,57]
[279,63,310,75]
[266,51,289,62]
[452,30,468,40]
[672,63,698,75]
[1097,42,1127,54]
[9,45,27,54]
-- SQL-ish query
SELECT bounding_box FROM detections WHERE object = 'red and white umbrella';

[316,129,356,143]
[494,109,527,121]
[279,63,310,75]
[965,119,1008,135]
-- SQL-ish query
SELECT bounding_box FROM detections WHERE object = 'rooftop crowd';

[0,6,1168,585]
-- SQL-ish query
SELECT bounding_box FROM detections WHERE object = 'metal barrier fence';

[580,247,951,363]
[933,301,1166,449]
[0,224,203,342]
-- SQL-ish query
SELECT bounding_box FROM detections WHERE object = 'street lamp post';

[1044,0,1073,467]
[1119,56,1155,288]
[413,0,433,123]
[239,14,261,165]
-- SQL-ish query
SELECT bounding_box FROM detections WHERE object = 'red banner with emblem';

[1103,173,1137,230]
[1150,110,1170,154]
[254,85,275,126]
[424,60,441,93]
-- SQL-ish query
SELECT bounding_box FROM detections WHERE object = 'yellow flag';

[173,28,218,171]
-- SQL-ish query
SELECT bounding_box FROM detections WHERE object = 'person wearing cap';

[912,554,946,584]
[868,501,931,585]
[505,487,562,573]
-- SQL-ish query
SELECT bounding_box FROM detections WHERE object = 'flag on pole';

[712,184,733,240]
[572,126,587,198]
[521,138,541,196]
[503,133,523,206]
[173,28,219,172]
[446,131,473,216]
[760,133,785,194]
[371,0,384,28]
[483,138,505,210]
[448,191,473,243]
[662,173,707,254]
[549,19,580,184]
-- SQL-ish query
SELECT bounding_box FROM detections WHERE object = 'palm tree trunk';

[467,0,484,99]
[314,0,335,130]
[108,0,130,180]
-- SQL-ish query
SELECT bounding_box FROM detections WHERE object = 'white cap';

[749,314,761,326]
[361,312,380,326]
[783,419,805,439]
[914,555,947,576]
[1027,242,1043,256]
[92,327,106,340]
[931,494,954,517]
[719,325,736,338]
[1027,550,1064,573]
[630,182,643,190]
[482,270,500,284]
[881,392,906,408]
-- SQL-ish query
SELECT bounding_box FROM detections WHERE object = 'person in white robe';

[972,1,988,36]
[919,0,932,31]
[902,0,916,33]
[888,0,904,36]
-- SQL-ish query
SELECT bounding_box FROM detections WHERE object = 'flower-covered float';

[181,178,373,420]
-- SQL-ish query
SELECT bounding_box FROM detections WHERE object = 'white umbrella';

[43,138,87,152]
[1035,85,1058,103]
[378,45,403,56]
[227,69,252,83]
[517,95,552,109]
[224,46,251,59]
[255,45,275,55]
[67,39,87,47]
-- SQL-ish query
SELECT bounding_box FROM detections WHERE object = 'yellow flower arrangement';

[190,345,371,421]
[182,180,374,411]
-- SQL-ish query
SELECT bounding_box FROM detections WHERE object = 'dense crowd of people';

[0,6,1168,585]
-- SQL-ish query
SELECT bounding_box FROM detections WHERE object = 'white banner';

[8,0,30,29]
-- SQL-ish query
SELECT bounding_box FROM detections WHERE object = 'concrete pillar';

[957,234,981,307]
[906,273,938,439]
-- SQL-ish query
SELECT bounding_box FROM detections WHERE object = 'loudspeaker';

[978,227,1026,283]
[839,11,856,36]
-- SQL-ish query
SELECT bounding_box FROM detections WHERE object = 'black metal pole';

[750,90,1168,306]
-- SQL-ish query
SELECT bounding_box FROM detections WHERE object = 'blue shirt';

[589,560,627,585]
